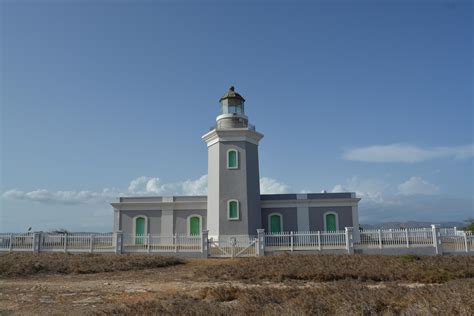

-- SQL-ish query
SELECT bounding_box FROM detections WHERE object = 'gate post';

[114,231,123,254]
[345,227,354,254]
[201,230,209,258]
[431,224,443,255]
[256,229,265,256]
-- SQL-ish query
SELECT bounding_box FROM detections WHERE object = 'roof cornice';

[202,128,264,147]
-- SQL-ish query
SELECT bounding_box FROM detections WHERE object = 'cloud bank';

[1,175,291,204]
[2,175,472,224]
[331,176,471,223]
[260,177,290,194]
[343,144,474,163]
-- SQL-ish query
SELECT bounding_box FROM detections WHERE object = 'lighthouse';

[202,86,264,237]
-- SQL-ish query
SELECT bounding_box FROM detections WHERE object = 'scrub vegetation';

[98,280,474,315]
[0,252,183,277]
[1,253,473,315]
[199,253,474,283]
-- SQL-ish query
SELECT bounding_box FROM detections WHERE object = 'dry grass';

[96,279,474,315]
[198,253,474,283]
[0,252,183,277]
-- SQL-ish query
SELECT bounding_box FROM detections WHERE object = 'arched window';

[187,215,202,236]
[227,149,238,169]
[133,216,148,245]
[228,200,239,220]
[324,212,339,232]
[268,213,283,233]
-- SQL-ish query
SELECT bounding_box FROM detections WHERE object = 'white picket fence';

[358,228,434,248]
[440,232,474,253]
[122,234,202,253]
[40,233,115,253]
[265,231,346,251]
[1,228,473,256]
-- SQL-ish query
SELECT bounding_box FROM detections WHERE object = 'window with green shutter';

[134,217,146,245]
[189,216,201,235]
[228,200,239,220]
[325,213,337,231]
[269,214,282,233]
[227,150,238,169]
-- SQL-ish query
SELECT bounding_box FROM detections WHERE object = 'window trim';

[227,149,239,169]
[227,200,240,220]
[323,211,339,231]
[268,212,283,233]
[187,214,203,236]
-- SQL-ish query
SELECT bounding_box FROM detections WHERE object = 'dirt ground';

[1,256,473,315]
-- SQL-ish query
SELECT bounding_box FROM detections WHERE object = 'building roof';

[219,86,245,102]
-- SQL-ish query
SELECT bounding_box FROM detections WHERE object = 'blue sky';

[1,0,472,232]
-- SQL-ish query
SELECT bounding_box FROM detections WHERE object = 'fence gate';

[208,236,257,257]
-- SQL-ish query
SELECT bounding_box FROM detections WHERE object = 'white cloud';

[2,175,291,204]
[260,177,290,194]
[398,176,439,196]
[331,175,472,223]
[126,175,208,196]
[182,175,208,195]
[1,188,119,205]
[343,143,474,163]
[331,176,389,204]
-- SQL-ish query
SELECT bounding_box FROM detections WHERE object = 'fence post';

[147,233,151,253]
[290,231,294,252]
[114,231,123,254]
[33,232,41,253]
[405,228,410,248]
[317,231,321,251]
[201,230,209,258]
[463,232,469,253]
[378,229,383,249]
[454,227,457,235]
[89,234,94,253]
[345,227,354,254]
[174,233,178,253]
[9,234,13,252]
[431,224,443,255]
[256,229,265,256]
[63,233,67,253]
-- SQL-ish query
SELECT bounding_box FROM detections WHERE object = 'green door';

[270,215,282,233]
[135,217,145,244]
[190,216,201,235]
[326,214,337,231]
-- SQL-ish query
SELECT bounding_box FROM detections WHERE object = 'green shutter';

[229,201,238,219]
[270,215,281,233]
[135,217,145,245]
[228,150,237,168]
[326,214,337,231]
[190,216,200,235]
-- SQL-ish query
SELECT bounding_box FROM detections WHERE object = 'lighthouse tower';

[202,86,264,237]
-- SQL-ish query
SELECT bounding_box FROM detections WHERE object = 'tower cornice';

[202,128,264,147]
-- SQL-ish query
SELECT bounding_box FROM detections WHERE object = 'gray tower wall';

[207,143,221,236]
[216,141,261,235]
